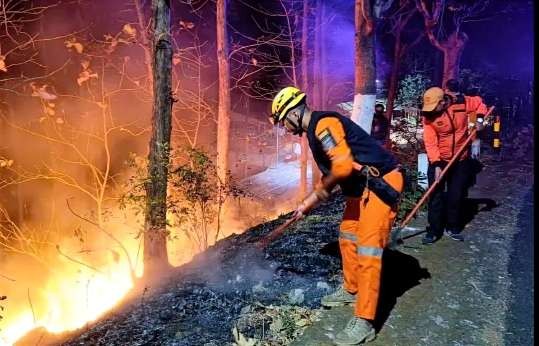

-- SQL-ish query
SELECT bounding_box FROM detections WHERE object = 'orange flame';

[1,199,294,345]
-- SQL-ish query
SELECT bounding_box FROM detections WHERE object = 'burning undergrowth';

[33,196,346,346]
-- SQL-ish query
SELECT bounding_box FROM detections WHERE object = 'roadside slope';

[20,151,531,346]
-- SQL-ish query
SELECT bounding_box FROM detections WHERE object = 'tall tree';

[144,0,173,276]
[416,0,490,86]
[352,0,377,133]
[216,0,231,189]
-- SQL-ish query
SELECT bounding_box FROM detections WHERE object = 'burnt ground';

[17,124,533,346]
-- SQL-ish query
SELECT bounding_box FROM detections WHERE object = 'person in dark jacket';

[371,104,390,147]
[269,86,404,345]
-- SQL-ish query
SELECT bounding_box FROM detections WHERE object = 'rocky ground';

[17,121,533,346]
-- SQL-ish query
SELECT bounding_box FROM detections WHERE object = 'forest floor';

[16,121,533,346]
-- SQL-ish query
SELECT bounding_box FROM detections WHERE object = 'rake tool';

[389,105,495,249]
[256,214,301,249]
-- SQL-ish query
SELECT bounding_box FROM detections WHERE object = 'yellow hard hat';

[270,86,306,124]
[422,87,444,112]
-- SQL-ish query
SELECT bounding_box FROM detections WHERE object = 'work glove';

[471,139,481,159]
[468,115,485,131]
[291,189,329,220]
[475,114,485,131]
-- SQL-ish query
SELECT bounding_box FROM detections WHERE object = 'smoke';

[324,14,355,83]
[0,2,218,343]
[322,3,355,104]
[188,241,277,295]
[376,39,391,92]
[0,0,345,343]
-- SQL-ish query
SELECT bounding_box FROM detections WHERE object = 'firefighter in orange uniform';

[270,86,404,345]
[421,87,487,244]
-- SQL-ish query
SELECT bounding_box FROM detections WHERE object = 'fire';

[1,271,134,345]
[0,198,293,345]
[1,234,141,345]
[0,211,148,346]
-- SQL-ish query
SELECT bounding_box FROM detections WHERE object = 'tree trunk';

[441,32,467,87]
[216,0,230,188]
[143,0,172,277]
[352,0,376,133]
[300,0,310,199]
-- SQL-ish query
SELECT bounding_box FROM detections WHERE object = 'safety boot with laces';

[321,286,356,307]
[334,316,376,345]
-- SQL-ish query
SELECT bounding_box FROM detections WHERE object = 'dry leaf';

[39,116,47,123]
[65,39,84,54]
[77,70,98,86]
[0,159,13,168]
[46,107,56,116]
[0,56,7,72]
[179,20,195,29]
[81,59,90,70]
[73,42,84,54]
[56,117,64,124]
[106,39,118,54]
[38,89,57,101]
[231,326,257,346]
[295,318,308,327]
[251,57,257,66]
[122,23,137,37]
[31,83,57,100]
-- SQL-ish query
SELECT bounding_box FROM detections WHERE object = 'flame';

[1,198,295,346]
[1,236,141,345]
[0,212,146,346]
[1,271,135,345]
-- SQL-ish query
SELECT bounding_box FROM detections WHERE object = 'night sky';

[461,0,534,80]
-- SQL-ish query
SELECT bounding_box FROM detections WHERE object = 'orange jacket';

[422,95,487,163]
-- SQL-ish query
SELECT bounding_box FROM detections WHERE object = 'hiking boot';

[445,229,465,241]
[321,286,356,307]
[334,316,376,345]
[422,233,439,245]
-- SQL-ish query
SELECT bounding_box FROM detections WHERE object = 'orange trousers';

[338,168,404,320]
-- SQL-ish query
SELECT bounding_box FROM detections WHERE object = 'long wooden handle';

[256,216,299,249]
[398,105,495,229]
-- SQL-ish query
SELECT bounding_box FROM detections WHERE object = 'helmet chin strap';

[289,104,305,136]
